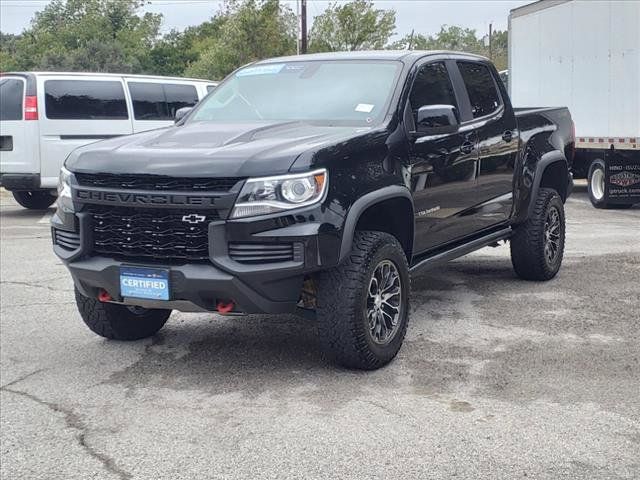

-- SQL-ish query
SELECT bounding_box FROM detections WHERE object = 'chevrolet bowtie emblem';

[182,214,206,224]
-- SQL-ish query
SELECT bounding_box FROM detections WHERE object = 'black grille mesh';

[76,173,242,192]
[89,206,214,262]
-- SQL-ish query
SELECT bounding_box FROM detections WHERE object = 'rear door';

[455,61,518,226]
[0,75,39,176]
[125,79,200,133]
[38,76,132,187]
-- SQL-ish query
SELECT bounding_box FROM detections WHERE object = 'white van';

[0,72,217,209]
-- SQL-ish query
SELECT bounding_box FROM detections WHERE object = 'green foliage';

[6,0,161,73]
[0,0,509,78]
[389,25,508,70]
[185,0,296,80]
[309,0,396,52]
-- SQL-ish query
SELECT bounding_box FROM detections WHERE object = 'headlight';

[57,166,74,213]
[230,169,327,219]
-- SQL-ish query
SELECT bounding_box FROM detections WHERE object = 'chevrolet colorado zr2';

[52,51,574,370]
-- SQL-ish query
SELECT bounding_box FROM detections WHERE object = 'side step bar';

[410,227,512,276]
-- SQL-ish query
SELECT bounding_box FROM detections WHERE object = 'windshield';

[190,60,402,126]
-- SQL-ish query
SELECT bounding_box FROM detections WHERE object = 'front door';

[408,61,480,254]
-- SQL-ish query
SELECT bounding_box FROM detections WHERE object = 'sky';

[0,0,530,39]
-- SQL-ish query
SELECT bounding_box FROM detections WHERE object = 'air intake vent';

[53,228,81,251]
[228,242,303,264]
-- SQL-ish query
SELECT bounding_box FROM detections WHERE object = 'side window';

[457,62,501,118]
[0,78,24,121]
[129,82,198,120]
[45,80,128,120]
[206,85,216,93]
[408,62,458,124]
[164,84,198,118]
[129,82,167,120]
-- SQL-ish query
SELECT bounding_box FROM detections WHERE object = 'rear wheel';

[315,231,410,370]
[12,190,56,210]
[74,287,171,340]
[588,159,633,209]
[510,187,565,281]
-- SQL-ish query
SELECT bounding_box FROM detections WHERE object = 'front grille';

[75,173,243,192]
[53,228,80,251]
[88,206,213,263]
[228,242,302,264]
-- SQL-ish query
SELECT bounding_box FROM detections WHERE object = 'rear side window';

[128,82,198,120]
[0,78,24,121]
[45,80,128,120]
[457,62,501,118]
[409,62,458,123]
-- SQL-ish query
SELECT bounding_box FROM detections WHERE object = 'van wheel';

[315,231,410,370]
[588,159,633,209]
[12,190,56,210]
[510,188,565,281]
[75,287,171,340]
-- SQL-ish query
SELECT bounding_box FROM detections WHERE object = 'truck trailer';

[508,0,639,208]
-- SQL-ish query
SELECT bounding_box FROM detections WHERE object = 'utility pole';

[300,0,308,54]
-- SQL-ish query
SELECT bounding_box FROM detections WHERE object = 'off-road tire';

[75,287,171,340]
[315,231,410,370]
[510,187,565,281]
[12,190,56,210]
[588,159,633,209]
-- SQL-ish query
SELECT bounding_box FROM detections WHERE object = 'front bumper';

[52,205,344,314]
[0,173,41,191]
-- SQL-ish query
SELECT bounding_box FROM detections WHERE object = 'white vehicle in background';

[509,0,639,208]
[0,72,217,209]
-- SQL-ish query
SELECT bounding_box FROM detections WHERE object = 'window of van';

[0,78,24,121]
[128,82,198,120]
[45,80,128,120]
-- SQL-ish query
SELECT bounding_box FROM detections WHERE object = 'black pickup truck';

[52,51,574,370]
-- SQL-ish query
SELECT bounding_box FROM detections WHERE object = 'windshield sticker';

[355,103,375,113]
[236,64,285,77]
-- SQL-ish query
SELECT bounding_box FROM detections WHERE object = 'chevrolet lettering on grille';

[75,189,218,207]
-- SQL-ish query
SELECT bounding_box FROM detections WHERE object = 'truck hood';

[65,121,365,177]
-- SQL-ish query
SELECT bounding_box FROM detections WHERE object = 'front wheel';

[315,231,410,370]
[74,287,171,340]
[12,190,57,210]
[510,187,566,281]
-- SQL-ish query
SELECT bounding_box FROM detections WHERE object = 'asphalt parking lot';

[1,184,638,480]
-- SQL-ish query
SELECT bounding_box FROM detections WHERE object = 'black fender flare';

[527,151,570,217]
[338,185,414,263]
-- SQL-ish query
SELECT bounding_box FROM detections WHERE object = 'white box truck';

[509,0,640,208]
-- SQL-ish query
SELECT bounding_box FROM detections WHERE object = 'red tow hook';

[216,300,235,314]
[98,290,113,302]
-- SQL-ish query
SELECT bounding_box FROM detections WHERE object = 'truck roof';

[510,0,571,19]
[255,50,490,65]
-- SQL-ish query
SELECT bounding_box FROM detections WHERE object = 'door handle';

[460,141,475,155]
[502,130,513,142]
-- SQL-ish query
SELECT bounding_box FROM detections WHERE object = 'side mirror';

[174,107,193,124]
[415,104,458,135]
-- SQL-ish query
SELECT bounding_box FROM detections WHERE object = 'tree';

[309,0,396,52]
[0,33,22,71]
[9,0,162,73]
[186,0,296,80]
[388,25,508,70]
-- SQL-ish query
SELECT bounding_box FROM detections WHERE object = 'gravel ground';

[1,184,639,480]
